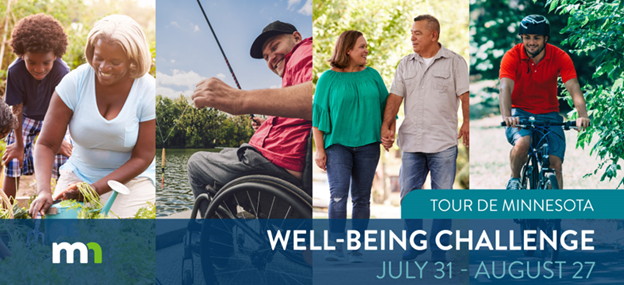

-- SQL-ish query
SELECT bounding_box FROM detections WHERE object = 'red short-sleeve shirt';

[248,37,312,172]
[499,43,577,114]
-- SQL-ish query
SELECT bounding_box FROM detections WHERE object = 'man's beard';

[526,44,545,58]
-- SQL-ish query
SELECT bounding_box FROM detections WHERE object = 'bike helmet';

[518,15,550,36]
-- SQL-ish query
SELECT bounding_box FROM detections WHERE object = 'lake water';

[155,148,220,217]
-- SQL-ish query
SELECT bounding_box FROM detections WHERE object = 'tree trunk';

[0,0,13,72]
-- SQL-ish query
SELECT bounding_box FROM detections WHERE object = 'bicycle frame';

[515,117,560,189]
[527,121,558,189]
[505,117,578,263]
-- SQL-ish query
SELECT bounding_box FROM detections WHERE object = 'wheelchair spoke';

[246,190,259,219]
[266,268,308,284]
[268,196,276,219]
[274,268,300,285]
[214,218,234,236]
[285,206,291,219]
[278,205,293,230]
[228,258,255,281]
[222,203,236,219]
[209,238,235,249]
[257,191,261,219]
[233,193,242,217]
[209,255,249,262]
[217,216,235,238]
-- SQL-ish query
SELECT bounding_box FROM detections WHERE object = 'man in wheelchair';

[188,20,312,218]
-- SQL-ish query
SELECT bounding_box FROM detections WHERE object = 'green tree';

[469,0,606,110]
[550,0,624,187]
[314,0,469,87]
[156,95,189,148]
[470,0,574,80]
[1,0,155,96]
[155,95,254,149]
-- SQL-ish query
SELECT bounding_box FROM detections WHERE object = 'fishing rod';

[195,0,255,119]
[156,103,191,189]
[160,0,259,190]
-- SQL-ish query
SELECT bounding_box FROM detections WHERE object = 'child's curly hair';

[9,13,68,57]
[0,101,17,139]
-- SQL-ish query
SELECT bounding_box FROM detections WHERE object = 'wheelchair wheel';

[205,175,311,219]
[200,175,312,284]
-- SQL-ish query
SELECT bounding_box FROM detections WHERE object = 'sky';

[155,0,313,99]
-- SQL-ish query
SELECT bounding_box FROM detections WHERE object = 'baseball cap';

[250,20,297,59]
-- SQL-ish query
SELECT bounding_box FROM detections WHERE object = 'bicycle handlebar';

[500,119,590,129]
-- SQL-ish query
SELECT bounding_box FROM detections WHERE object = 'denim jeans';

[400,145,457,253]
[326,143,380,240]
[187,144,295,218]
[505,108,566,162]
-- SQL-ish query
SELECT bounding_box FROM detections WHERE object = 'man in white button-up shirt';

[381,14,469,262]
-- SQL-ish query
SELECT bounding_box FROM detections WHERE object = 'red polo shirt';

[249,37,312,172]
[499,43,577,114]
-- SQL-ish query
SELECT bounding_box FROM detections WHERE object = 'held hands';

[457,122,469,147]
[192,77,243,114]
[575,116,591,132]
[251,117,266,132]
[2,142,23,167]
[380,120,396,152]
[381,134,395,152]
[315,149,327,171]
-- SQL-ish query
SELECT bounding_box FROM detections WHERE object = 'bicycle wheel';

[519,164,530,189]
[543,173,559,189]
[520,156,538,189]
[519,219,538,256]
[201,175,312,284]
[539,219,561,263]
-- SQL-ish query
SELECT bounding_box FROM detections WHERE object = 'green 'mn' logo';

[52,242,102,264]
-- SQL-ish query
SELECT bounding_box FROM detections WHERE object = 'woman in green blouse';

[313,30,388,263]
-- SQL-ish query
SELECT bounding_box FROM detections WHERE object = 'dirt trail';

[470,116,623,189]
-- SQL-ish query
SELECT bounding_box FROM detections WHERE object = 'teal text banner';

[402,190,624,219]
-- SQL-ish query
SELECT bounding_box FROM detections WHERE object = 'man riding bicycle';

[500,15,590,189]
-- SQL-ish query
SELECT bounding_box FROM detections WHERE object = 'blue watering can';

[45,180,130,219]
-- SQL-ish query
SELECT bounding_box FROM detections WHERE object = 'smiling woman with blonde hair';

[29,14,156,218]
[312,30,388,263]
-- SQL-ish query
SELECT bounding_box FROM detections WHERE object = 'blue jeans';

[400,145,457,253]
[326,143,380,240]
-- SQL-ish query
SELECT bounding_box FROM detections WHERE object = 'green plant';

[58,182,105,219]
[547,0,624,187]
[133,201,156,219]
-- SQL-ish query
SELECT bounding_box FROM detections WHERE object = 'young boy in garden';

[2,14,72,200]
